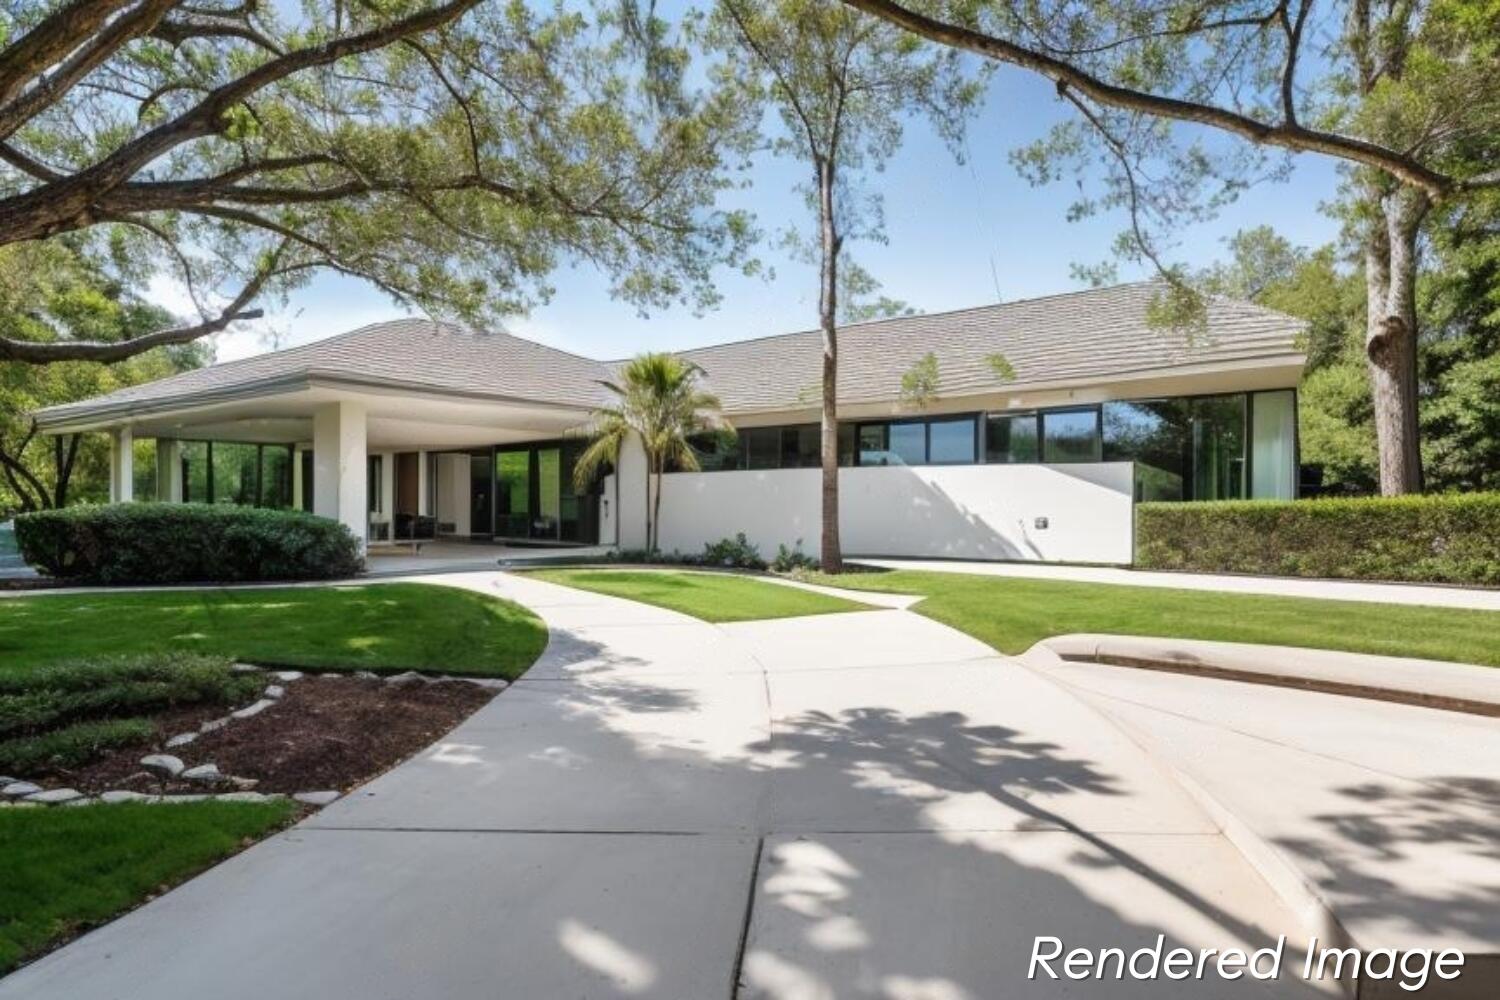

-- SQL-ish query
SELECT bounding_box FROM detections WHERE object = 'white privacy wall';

[608,459,1136,564]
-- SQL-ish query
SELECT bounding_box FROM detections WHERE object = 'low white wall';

[611,460,1135,564]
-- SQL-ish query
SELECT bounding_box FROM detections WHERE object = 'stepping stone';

[215,791,270,803]
[2,781,41,798]
[293,790,341,807]
[229,776,260,791]
[158,794,210,804]
[181,763,223,784]
[273,671,304,682]
[385,671,427,686]
[200,716,231,733]
[230,663,262,674]
[101,790,155,804]
[231,698,276,719]
[353,671,379,680]
[165,732,198,749]
[263,684,286,699]
[25,788,83,805]
[140,754,185,778]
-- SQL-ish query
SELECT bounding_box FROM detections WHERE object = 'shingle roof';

[36,318,611,424]
[676,281,1305,412]
[37,282,1303,427]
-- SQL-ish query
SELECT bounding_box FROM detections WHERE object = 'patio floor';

[361,540,612,576]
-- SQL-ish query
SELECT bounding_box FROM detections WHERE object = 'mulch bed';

[44,675,495,796]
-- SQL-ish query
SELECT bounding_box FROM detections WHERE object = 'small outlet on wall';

[1034,516,1049,530]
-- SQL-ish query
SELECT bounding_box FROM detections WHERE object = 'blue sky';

[203,60,1346,363]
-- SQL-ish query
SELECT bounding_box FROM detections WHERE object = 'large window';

[928,417,977,464]
[1251,390,1296,499]
[1191,395,1246,500]
[985,413,1039,464]
[179,441,294,508]
[1104,400,1189,501]
[1042,408,1102,463]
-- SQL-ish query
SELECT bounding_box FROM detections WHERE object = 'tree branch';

[837,0,1458,198]
[0,252,282,363]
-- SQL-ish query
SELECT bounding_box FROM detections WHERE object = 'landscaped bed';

[526,567,874,622]
[0,579,545,976]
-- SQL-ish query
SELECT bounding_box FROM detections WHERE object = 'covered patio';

[40,381,613,554]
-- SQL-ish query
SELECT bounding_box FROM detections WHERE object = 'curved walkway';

[8,571,1494,998]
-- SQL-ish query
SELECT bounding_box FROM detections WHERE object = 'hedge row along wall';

[1135,493,1500,586]
[16,503,363,584]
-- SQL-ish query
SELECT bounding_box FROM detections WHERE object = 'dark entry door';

[469,452,493,536]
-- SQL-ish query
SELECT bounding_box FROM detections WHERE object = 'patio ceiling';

[87,382,593,451]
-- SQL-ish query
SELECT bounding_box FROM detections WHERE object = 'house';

[34,282,1305,564]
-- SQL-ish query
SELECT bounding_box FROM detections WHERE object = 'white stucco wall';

[609,459,1136,564]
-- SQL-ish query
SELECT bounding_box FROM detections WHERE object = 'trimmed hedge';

[1136,492,1500,585]
[15,503,363,584]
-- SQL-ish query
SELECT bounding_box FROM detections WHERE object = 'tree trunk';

[1364,187,1428,495]
[54,433,80,507]
[643,448,654,552]
[817,156,843,573]
[651,455,664,553]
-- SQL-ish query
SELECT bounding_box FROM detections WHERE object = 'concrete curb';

[1024,639,1500,998]
[1038,633,1500,718]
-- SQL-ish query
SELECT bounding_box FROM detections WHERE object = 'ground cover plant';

[0,655,262,775]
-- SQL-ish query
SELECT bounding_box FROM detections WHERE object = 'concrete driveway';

[9,570,1481,999]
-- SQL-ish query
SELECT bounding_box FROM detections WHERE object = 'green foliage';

[1298,363,1379,492]
[985,352,1016,383]
[0,801,294,973]
[702,532,767,569]
[771,541,819,573]
[1,0,759,368]
[0,718,154,774]
[576,352,729,551]
[898,352,941,409]
[1135,494,1500,585]
[0,241,205,515]
[0,655,259,738]
[15,503,363,584]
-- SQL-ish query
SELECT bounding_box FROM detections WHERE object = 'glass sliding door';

[495,449,531,538]
[1191,395,1247,500]
[537,447,562,539]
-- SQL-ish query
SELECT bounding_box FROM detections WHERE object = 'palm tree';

[574,352,732,552]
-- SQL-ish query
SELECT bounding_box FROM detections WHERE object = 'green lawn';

[0,583,547,679]
[528,569,874,622]
[800,569,1500,666]
[0,800,294,973]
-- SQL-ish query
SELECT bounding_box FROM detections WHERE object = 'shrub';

[603,533,769,570]
[15,502,363,584]
[771,540,819,573]
[701,533,766,570]
[0,718,155,773]
[1136,493,1500,585]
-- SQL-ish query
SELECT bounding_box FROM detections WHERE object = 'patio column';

[155,439,182,502]
[291,446,305,510]
[108,426,133,503]
[312,401,367,549]
[416,449,429,516]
